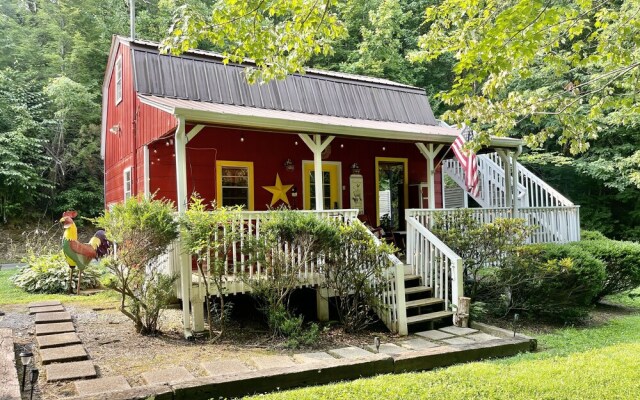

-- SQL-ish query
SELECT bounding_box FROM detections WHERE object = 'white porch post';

[174,117,192,338]
[497,150,512,208]
[416,143,443,209]
[299,134,334,210]
[511,146,522,215]
[143,145,150,199]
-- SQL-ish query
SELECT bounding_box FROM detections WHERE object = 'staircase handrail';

[406,216,464,312]
[487,153,574,207]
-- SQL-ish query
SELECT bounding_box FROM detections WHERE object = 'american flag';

[451,127,480,198]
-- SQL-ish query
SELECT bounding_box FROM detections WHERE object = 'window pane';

[222,187,248,207]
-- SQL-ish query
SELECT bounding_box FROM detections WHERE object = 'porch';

[160,202,580,337]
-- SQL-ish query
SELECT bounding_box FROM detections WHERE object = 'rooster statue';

[59,211,111,295]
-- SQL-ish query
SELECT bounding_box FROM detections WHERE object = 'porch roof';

[139,94,523,149]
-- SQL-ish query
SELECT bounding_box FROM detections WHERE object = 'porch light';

[351,163,361,175]
[284,159,294,172]
[165,138,174,146]
[240,136,245,142]
[109,124,121,134]
[19,350,33,390]
[382,146,386,151]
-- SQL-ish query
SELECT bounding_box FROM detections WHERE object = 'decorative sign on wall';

[350,174,364,213]
[263,173,293,206]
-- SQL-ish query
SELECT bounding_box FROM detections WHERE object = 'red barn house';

[102,36,580,336]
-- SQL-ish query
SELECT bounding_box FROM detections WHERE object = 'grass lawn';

[246,296,640,400]
[0,269,119,307]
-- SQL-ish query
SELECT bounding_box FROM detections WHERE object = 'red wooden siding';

[148,126,443,220]
[104,43,177,205]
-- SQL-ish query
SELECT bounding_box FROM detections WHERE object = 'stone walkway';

[23,303,533,399]
[30,301,99,382]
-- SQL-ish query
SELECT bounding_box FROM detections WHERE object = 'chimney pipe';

[130,0,135,40]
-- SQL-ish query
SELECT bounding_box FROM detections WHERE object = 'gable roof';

[128,39,438,126]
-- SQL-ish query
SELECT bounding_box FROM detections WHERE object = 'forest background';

[1,0,639,240]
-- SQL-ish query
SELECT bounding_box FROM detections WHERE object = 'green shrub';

[572,239,640,301]
[92,196,179,335]
[268,304,320,349]
[581,230,608,241]
[504,243,606,321]
[12,253,103,293]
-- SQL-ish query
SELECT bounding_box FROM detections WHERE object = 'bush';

[245,210,339,338]
[503,243,606,322]
[323,222,393,332]
[92,196,179,335]
[581,230,608,241]
[268,304,320,349]
[12,253,103,293]
[572,239,640,301]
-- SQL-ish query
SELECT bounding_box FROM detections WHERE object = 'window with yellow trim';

[216,161,254,210]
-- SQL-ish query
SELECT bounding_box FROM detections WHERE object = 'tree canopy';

[410,0,640,154]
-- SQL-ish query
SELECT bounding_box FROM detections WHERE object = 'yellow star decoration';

[262,174,293,206]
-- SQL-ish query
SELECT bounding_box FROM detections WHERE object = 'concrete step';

[405,298,444,309]
[406,311,454,325]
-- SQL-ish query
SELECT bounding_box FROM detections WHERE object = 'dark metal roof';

[129,41,438,126]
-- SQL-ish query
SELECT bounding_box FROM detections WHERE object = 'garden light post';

[30,369,39,400]
[19,350,33,391]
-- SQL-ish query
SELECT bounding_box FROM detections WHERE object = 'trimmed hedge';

[504,243,605,321]
[580,230,608,241]
[572,239,640,301]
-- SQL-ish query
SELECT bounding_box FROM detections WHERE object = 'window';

[115,55,122,105]
[123,167,132,201]
[216,161,254,210]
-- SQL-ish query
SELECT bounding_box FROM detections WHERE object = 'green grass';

[0,269,118,307]
[245,293,640,400]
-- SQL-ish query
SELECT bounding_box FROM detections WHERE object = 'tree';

[0,70,51,223]
[161,0,346,83]
[410,0,640,154]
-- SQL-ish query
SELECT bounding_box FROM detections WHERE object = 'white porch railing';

[357,220,407,335]
[406,216,463,313]
[159,209,408,333]
[406,207,581,244]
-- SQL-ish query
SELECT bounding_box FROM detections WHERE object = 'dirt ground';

[1,297,397,400]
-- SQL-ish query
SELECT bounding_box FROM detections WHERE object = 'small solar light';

[19,350,33,391]
[513,313,520,337]
[30,369,39,400]
[374,336,381,353]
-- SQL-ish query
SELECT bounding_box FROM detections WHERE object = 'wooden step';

[406,311,454,325]
[405,286,432,296]
[404,274,421,282]
[405,298,444,309]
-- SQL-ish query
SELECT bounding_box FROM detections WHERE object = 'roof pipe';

[129,0,135,40]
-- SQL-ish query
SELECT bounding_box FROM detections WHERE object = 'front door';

[303,162,341,210]
[375,157,408,229]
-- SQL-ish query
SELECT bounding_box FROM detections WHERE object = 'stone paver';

[399,338,440,350]
[75,376,131,396]
[441,337,476,346]
[201,360,252,376]
[36,332,82,349]
[28,300,61,308]
[415,330,455,341]
[328,346,374,359]
[439,326,479,336]
[141,366,195,385]
[45,360,97,382]
[40,344,88,364]
[29,305,65,314]
[35,322,75,336]
[251,355,296,370]
[366,343,411,355]
[467,332,500,342]
[35,311,72,324]
[293,352,335,364]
